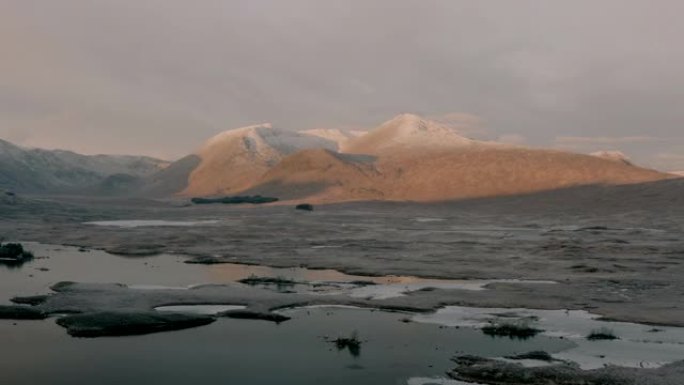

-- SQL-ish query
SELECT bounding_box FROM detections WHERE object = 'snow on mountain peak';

[590,150,633,165]
[344,113,475,155]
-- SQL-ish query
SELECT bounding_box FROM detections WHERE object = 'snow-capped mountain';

[181,123,337,196]
[0,139,168,193]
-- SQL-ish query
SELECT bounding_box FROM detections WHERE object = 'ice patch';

[412,306,684,369]
[414,218,447,223]
[406,377,480,385]
[154,305,246,315]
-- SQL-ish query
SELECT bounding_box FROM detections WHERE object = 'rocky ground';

[2,181,684,383]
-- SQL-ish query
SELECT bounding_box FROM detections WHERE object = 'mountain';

[181,124,337,196]
[343,113,480,155]
[1,114,674,202]
[243,114,671,202]
[0,139,169,193]
[244,149,382,201]
[670,171,684,177]
[590,150,633,165]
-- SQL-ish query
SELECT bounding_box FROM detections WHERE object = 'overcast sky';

[1,0,683,169]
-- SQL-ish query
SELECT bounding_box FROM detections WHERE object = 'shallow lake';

[0,305,573,385]
[2,243,683,384]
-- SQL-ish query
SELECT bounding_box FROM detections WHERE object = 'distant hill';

[1,114,674,202]
[181,124,337,196]
[241,114,670,202]
[0,139,168,193]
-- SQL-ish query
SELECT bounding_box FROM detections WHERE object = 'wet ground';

[2,243,684,383]
[1,190,684,383]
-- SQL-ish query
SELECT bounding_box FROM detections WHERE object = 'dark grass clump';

[191,195,278,205]
[587,327,619,341]
[295,203,314,211]
[330,330,362,357]
[220,310,291,324]
[238,274,296,285]
[0,242,35,266]
[505,351,556,362]
[482,321,542,340]
[238,275,299,293]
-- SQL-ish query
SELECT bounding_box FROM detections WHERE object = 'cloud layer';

[1,0,683,168]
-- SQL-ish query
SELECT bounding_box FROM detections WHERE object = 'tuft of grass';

[0,242,34,266]
[505,351,555,362]
[238,275,298,293]
[481,320,542,339]
[331,330,362,357]
[238,275,296,286]
[587,327,619,341]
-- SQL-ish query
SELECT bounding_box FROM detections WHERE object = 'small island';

[191,195,279,205]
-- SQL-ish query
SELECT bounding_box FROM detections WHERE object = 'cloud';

[555,136,664,145]
[429,113,488,139]
[654,153,684,161]
[0,0,683,166]
[649,152,684,171]
[497,134,527,145]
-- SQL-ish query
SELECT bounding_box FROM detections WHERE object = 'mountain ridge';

[1,114,674,202]
[0,138,169,193]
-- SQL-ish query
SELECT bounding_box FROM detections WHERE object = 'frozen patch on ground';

[414,218,447,223]
[154,305,246,315]
[85,220,219,228]
[128,284,201,290]
[406,377,480,385]
[412,306,684,369]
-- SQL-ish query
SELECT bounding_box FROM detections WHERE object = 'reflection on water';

[3,243,683,380]
[0,307,568,385]
[1,243,554,303]
[0,243,554,304]
[207,263,556,299]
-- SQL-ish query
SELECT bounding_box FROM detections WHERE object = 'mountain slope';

[0,139,168,193]
[238,115,671,203]
[245,149,381,201]
[372,147,668,201]
[182,124,337,196]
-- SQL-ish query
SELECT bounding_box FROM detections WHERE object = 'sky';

[1,0,683,170]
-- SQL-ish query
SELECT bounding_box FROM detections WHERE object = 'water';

[2,243,683,384]
[0,243,553,302]
[413,306,684,369]
[0,306,570,385]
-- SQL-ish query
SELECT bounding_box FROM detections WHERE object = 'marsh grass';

[587,327,619,341]
[481,320,542,339]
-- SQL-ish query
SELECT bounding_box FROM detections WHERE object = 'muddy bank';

[449,355,684,385]
[56,311,216,337]
[0,305,47,319]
